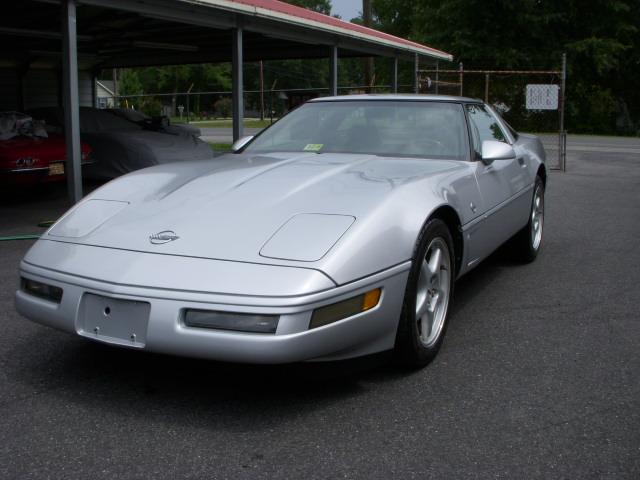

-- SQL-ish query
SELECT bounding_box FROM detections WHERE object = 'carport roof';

[186,0,453,61]
[0,0,452,69]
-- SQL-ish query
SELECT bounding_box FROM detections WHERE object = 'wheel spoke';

[419,307,434,341]
[415,259,430,317]
[428,247,442,276]
[530,187,544,250]
[413,237,452,347]
[416,290,430,319]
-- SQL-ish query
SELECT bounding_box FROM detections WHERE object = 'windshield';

[244,100,468,160]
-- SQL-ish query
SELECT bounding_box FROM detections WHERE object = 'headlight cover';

[48,199,129,238]
[260,213,355,262]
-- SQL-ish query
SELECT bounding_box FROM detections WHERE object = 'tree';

[369,0,640,134]
[286,0,332,15]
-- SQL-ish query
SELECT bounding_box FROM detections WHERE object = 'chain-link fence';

[100,83,414,125]
[419,64,566,170]
[99,73,566,169]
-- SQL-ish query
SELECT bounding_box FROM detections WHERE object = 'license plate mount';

[79,293,150,347]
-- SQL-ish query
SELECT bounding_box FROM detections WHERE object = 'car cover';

[0,112,48,141]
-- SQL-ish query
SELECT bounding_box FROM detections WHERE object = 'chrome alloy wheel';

[415,238,451,347]
[531,185,544,250]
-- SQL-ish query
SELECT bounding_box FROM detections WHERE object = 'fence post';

[484,73,489,103]
[559,52,567,172]
[413,53,419,93]
[391,56,398,93]
[259,60,265,120]
[459,62,463,96]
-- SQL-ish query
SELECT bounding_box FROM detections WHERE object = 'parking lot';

[1,135,639,479]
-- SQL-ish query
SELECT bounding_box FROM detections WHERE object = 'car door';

[464,103,528,265]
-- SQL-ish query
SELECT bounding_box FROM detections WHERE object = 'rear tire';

[513,176,544,263]
[394,218,454,368]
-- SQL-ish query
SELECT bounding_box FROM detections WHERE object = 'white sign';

[526,84,559,110]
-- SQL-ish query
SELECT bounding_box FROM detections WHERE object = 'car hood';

[44,152,467,273]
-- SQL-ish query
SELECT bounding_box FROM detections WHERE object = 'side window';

[465,104,508,157]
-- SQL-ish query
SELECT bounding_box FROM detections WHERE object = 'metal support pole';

[91,72,98,108]
[484,73,489,103]
[435,61,439,95]
[459,62,463,96]
[413,53,419,93]
[231,27,244,142]
[329,45,338,96]
[559,52,567,172]
[391,57,398,93]
[61,0,82,203]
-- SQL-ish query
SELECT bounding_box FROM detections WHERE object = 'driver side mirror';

[481,140,515,165]
[231,135,254,152]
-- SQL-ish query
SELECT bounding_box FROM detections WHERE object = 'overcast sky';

[332,0,361,21]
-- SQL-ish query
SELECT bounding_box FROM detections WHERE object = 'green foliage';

[370,0,640,134]
[107,0,639,135]
[138,98,164,117]
[118,69,143,96]
[286,0,332,14]
[213,98,232,118]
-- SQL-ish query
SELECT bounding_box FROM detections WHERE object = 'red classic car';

[0,133,92,186]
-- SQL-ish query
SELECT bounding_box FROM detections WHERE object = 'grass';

[209,143,232,152]
[173,118,273,129]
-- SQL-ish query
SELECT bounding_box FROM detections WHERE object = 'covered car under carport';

[0,0,452,203]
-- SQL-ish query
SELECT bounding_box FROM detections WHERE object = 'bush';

[213,97,232,118]
[138,98,164,118]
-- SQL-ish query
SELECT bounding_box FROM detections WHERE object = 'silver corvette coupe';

[16,95,546,367]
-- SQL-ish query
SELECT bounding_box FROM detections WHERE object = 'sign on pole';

[526,84,559,110]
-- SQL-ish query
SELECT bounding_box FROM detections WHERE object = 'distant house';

[95,80,115,108]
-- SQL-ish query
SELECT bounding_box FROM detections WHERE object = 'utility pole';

[363,0,374,93]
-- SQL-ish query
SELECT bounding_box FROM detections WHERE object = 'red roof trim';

[204,0,452,59]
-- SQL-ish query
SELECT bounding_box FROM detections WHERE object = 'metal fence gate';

[418,56,567,171]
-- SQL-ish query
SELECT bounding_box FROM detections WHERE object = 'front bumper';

[1,160,94,185]
[16,241,409,363]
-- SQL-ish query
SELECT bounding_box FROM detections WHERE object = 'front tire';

[394,218,454,368]
[513,176,544,263]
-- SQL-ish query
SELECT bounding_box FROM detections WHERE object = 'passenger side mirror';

[231,135,254,152]
[481,140,515,164]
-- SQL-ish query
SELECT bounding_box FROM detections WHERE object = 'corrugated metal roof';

[184,0,453,60]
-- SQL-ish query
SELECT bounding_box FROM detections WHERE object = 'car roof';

[310,94,482,103]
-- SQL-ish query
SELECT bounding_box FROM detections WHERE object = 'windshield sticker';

[303,143,323,152]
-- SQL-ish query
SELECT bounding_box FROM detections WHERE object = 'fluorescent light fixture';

[132,41,198,52]
[0,27,92,41]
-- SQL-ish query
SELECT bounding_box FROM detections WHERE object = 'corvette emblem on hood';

[149,230,180,244]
